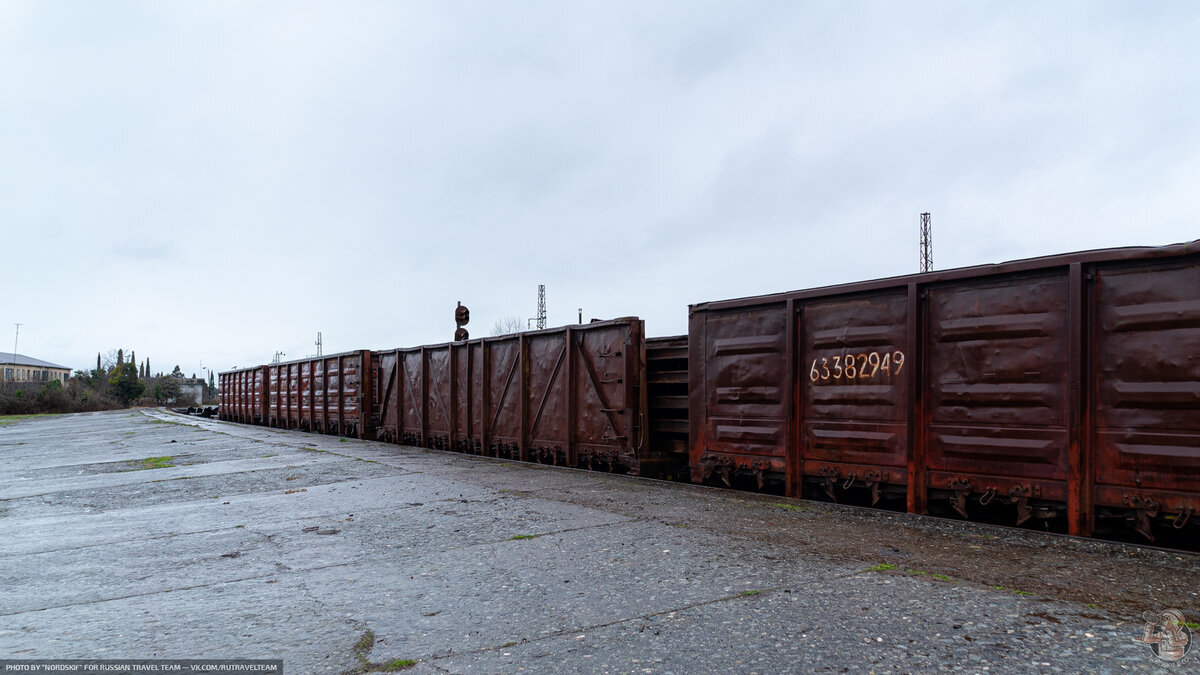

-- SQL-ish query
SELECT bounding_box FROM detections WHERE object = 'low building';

[178,378,206,405]
[0,352,71,384]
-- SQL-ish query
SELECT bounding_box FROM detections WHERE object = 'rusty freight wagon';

[367,318,679,475]
[220,351,372,437]
[263,350,373,437]
[688,240,1200,541]
[218,366,268,425]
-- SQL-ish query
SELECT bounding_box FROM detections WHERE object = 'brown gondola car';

[688,240,1200,540]
[261,350,372,437]
[369,318,658,474]
[218,365,267,425]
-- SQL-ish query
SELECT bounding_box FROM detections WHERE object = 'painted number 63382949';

[809,350,905,383]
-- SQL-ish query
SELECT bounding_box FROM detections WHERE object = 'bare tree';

[490,316,525,336]
[101,349,123,370]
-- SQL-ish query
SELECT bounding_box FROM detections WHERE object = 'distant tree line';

[1,347,217,415]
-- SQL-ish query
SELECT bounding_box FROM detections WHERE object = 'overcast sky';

[2,1,1197,377]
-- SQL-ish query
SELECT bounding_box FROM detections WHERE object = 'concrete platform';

[1,410,1195,673]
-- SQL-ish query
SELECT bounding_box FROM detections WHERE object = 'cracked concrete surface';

[0,410,1194,673]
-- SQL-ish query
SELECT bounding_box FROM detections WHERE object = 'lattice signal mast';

[920,212,932,273]
[315,331,323,357]
[536,284,547,330]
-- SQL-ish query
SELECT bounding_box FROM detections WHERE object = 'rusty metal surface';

[646,336,690,478]
[371,319,648,473]
[252,351,370,437]
[689,303,790,489]
[1093,258,1200,526]
[688,239,1200,541]
[925,272,1071,509]
[801,291,909,504]
[219,367,262,424]
[485,336,522,457]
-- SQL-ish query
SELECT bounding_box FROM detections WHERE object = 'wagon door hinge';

[1008,485,1033,527]
[1125,495,1160,542]
[947,477,972,519]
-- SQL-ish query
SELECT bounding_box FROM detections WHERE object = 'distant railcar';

[369,318,658,474]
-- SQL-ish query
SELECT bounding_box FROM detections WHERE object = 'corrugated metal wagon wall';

[218,366,268,425]
[1091,256,1200,539]
[243,351,372,437]
[371,318,651,474]
[689,241,1200,541]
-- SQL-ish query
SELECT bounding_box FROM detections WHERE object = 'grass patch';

[670,522,690,528]
[350,629,416,672]
[1086,602,1098,609]
[907,569,929,576]
[128,456,175,470]
[354,630,375,665]
[990,584,1035,598]
[770,502,808,512]
[262,454,277,458]
[864,563,896,572]
[303,447,326,453]
[739,590,762,596]
[339,438,348,443]
[509,534,542,540]
[1184,621,1199,630]
[931,573,953,582]
[235,525,245,529]
[499,641,518,649]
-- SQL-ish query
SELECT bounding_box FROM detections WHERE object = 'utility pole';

[9,323,19,383]
[315,332,323,357]
[920,212,933,273]
[536,284,546,330]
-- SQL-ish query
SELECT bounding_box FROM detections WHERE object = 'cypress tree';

[117,349,124,366]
